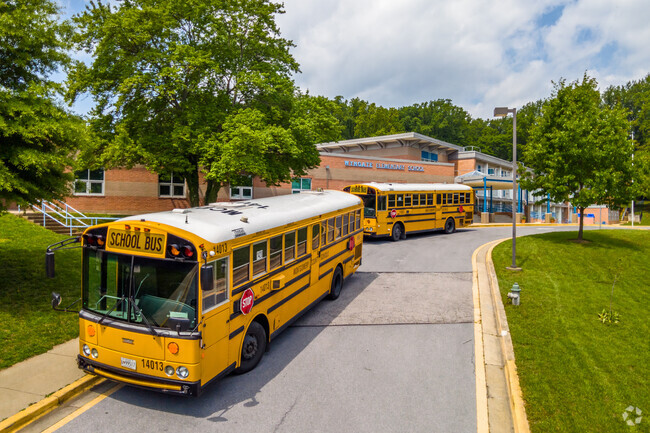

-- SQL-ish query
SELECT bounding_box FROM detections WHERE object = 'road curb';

[0,375,103,433]
[485,241,530,433]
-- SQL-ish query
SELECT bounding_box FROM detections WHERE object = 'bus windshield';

[82,249,198,330]
[359,195,376,218]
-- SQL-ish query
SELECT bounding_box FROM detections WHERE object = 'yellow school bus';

[343,182,474,241]
[46,191,363,396]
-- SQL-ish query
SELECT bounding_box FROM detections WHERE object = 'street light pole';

[494,106,521,271]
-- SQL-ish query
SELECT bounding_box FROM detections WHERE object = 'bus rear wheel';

[444,217,456,234]
[327,266,343,300]
[391,223,404,241]
[235,321,267,374]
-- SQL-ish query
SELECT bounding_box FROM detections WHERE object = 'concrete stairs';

[21,211,82,236]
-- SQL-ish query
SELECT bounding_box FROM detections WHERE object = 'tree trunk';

[578,207,585,241]
[186,167,200,208]
[204,180,220,205]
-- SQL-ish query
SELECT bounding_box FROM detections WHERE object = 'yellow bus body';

[343,182,474,240]
[75,190,363,396]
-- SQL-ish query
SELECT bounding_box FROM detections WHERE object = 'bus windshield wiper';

[128,297,159,337]
[97,296,126,326]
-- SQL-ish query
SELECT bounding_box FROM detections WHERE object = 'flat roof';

[317,132,463,153]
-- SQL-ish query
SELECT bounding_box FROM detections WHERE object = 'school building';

[61,132,614,224]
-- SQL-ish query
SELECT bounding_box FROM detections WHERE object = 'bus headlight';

[165,366,175,376]
[82,344,91,356]
[91,348,99,358]
[176,366,189,379]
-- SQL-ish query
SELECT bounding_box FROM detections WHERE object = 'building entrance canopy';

[455,170,522,213]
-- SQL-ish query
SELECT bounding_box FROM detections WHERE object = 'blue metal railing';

[30,201,120,235]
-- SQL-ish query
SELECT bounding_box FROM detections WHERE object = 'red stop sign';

[459,205,464,213]
[240,288,255,315]
[390,209,397,218]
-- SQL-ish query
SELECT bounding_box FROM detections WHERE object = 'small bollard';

[507,282,521,305]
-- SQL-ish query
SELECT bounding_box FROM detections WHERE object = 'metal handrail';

[30,201,120,235]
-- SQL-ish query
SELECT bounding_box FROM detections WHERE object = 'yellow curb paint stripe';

[0,375,102,433]
[41,383,123,433]
[471,243,489,433]
[485,242,531,433]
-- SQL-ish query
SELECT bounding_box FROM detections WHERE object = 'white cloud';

[277,0,650,119]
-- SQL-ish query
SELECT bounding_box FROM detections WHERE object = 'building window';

[487,168,495,175]
[291,178,312,194]
[159,173,185,197]
[477,164,482,173]
[74,169,104,195]
[231,177,253,200]
[421,150,438,162]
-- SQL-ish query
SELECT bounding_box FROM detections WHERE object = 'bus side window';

[312,224,320,250]
[442,194,446,205]
[466,193,471,203]
[232,245,250,287]
[349,212,355,231]
[285,231,296,262]
[327,217,335,243]
[355,209,361,229]
[335,215,342,239]
[396,194,404,207]
[388,194,395,208]
[412,194,418,206]
[430,194,436,206]
[270,235,282,270]
[460,193,465,204]
[436,194,440,205]
[252,240,267,277]
[378,195,387,211]
[297,227,308,257]
[405,194,411,207]
[342,213,349,236]
[454,193,459,204]
[321,220,327,245]
[203,257,228,313]
[420,194,426,206]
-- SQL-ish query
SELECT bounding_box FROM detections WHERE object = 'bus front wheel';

[391,223,404,241]
[327,266,343,300]
[235,321,267,374]
[444,218,456,234]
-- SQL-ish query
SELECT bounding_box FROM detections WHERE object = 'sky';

[60,0,650,120]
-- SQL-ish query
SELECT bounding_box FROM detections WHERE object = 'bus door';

[310,223,321,286]
[435,192,443,228]
[200,256,230,385]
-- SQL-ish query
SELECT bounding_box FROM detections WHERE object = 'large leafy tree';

[399,99,471,144]
[69,0,326,206]
[520,74,636,240]
[0,0,87,211]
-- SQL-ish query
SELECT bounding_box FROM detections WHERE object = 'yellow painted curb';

[0,375,103,433]
[485,241,531,433]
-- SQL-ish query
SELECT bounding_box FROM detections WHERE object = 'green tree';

[0,0,87,211]
[353,102,403,138]
[69,0,322,206]
[398,99,471,144]
[521,74,636,240]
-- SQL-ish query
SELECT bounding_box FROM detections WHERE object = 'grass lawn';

[493,230,649,433]
[0,214,80,369]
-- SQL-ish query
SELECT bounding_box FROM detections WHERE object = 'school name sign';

[344,160,424,172]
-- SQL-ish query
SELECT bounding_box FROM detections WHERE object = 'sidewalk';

[0,239,529,433]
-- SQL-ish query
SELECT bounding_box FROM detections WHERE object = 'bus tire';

[235,321,267,374]
[444,217,455,234]
[391,223,404,242]
[327,266,343,300]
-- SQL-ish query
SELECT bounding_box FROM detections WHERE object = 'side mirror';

[200,264,214,292]
[46,251,55,278]
[52,292,62,309]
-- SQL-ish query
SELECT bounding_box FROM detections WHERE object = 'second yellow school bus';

[47,190,363,396]
[343,182,474,241]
